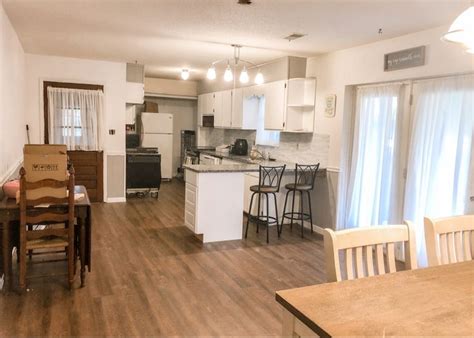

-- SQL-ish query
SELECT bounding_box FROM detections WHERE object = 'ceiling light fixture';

[254,70,264,85]
[181,69,190,80]
[207,65,216,80]
[224,62,233,82]
[206,45,265,84]
[442,6,474,54]
[239,66,249,83]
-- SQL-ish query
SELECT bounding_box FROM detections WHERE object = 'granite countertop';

[186,148,325,174]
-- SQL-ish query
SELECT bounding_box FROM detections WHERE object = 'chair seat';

[26,236,69,250]
[285,183,312,191]
[250,185,278,193]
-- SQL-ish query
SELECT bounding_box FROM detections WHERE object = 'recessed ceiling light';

[284,33,307,42]
[181,69,190,80]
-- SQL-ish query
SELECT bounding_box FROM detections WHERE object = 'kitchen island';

[184,159,317,243]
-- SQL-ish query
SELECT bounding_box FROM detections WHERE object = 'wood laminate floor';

[0,180,326,337]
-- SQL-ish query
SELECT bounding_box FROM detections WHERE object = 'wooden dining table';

[0,185,92,291]
[276,261,474,337]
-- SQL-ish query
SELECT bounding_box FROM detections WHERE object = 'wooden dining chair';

[19,166,76,290]
[323,223,417,282]
[424,215,474,267]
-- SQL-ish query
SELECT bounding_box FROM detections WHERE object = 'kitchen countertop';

[186,148,326,174]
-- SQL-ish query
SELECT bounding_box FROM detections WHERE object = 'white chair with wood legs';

[323,223,417,282]
[423,215,474,267]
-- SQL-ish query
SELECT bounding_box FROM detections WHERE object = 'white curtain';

[404,74,474,266]
[344,84,404,229]
[48,87,104,150]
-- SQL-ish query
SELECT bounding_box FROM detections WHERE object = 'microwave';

[202,115,214,128]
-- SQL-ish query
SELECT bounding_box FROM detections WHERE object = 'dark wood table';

[276,261,474,337]
[0,185,92,291]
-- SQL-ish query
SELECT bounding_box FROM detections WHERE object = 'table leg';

[79,217,86,287]
[1,221,11,292]
[282,308,296,337]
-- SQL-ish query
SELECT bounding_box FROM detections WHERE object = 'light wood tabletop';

[276,261,474,337]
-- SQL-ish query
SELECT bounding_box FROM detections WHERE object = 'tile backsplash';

[200,127,330,168]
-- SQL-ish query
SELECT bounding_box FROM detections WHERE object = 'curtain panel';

[404,74,474,266]
[47,87,104,150]
[344,84,404,229]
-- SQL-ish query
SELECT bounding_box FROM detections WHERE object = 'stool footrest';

[282,212,311,221]
[248,214,279,226]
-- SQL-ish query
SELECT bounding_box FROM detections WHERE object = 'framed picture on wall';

[325,94,337,118]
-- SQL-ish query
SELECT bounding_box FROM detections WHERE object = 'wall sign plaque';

[325,94,337,118]
[384,46,425,71]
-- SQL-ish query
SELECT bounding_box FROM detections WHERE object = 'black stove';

[126,146,161,198]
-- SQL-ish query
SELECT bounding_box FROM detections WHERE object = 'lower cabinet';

[67,150,104,202]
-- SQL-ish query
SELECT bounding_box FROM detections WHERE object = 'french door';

[345,74,474,266]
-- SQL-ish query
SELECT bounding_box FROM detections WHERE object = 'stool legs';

[300,190,304,238]
[272,193,281,237]
[246,191,280,243]
[290,190,296,230]
[245,192,256,239]
[265,193,270,243]
[307,191,313,233]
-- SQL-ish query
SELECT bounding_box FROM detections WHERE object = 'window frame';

[43,81,103,144]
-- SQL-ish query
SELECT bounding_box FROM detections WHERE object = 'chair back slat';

[345,248,354,280]
[376,244,385,275]
[424,215,474,266]
[365,246,375,277]
[463,231,471,261]
[27,196,69,207]
[386,243,396,273]
[355,246,364,278]
[258,165,286,191]
[324,223,417,282]
[294,163,320,188]
[25,179,68,190]
[26,212,69,224]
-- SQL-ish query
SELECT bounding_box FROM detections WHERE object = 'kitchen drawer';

[184,210,195,231]
[75,179,97,189]
[185,170,198,186]
[185,183,197,203]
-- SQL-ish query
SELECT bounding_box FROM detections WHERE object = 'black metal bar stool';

[282,163,320,238]
[245,165,286,243]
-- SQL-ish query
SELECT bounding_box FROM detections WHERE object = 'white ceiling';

[3,0,470,80]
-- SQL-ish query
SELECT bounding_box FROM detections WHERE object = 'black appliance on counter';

[231,139,248,156]
[126,134,161,199]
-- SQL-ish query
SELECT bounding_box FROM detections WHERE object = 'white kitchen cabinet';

[198,93,216,126]
[263,80,288,130]
[125,82,144,104]
[284,78,316,133]
[215,90,232,128]
[239,87,259,130]
[184,169,245,242]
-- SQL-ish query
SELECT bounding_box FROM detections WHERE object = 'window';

[255,97,280,146]
[43,82,104,150]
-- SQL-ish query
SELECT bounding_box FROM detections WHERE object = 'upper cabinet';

[263,80,288,130]
[197,77,315,133]
[284,78,316,133]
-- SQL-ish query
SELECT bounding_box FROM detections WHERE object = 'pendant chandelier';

[442,6,474,54]
[207,45,264,85]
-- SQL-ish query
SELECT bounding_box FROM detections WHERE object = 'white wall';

[0,2,25,184]
[307,24,474,170]
[25,54,127,200]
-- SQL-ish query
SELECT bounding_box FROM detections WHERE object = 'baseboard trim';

[106,197,126,203]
